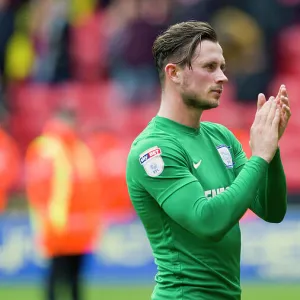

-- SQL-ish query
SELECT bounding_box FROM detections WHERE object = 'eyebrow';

[202,61,226,69]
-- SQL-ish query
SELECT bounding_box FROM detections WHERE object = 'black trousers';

[46,254,84,300]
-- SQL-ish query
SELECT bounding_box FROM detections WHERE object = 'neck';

[157,89,203,129]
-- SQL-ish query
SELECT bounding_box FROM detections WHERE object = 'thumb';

[257,93,266,111]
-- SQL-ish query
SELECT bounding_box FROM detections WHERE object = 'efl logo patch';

[139,146,164,177]
[217,145,234,168]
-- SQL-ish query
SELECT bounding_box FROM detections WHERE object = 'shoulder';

[128,120,184,159]
[126,132,189,181]
[128,133,186,165]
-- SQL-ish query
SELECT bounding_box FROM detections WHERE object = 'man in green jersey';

[126,21,291,300]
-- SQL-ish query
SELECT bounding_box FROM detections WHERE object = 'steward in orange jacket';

[25,108,101,300]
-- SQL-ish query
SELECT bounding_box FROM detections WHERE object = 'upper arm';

[126,137,216,238]
[126,137,199,207]
[126,132,260,241]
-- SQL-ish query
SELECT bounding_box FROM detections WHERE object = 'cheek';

[196,69,213,81]
[189,70,212,91]
[181,71,192,89]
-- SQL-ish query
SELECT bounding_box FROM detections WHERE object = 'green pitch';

[0,284,299,299]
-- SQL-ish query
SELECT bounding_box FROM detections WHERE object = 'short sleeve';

[126,137,199,206]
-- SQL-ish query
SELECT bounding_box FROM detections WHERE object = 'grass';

[0,284,299,300]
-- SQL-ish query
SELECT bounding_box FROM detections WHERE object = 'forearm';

[162,156,268,241]
[250,149,287,222]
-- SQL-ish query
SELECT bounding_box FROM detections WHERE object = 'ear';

[165,63,181,84]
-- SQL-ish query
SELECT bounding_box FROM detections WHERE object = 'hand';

[275,85,292,140]
[250,96,281,163]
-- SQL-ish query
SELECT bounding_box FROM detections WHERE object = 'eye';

[206,64,215,71]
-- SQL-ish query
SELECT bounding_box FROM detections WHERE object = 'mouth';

[210,88,223,95]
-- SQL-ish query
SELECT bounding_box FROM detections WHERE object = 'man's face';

[178,40,228,110]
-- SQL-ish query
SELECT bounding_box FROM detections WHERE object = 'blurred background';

[0,0,299,299]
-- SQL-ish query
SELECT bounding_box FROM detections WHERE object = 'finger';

[255,97,273,125]
[276,85,283,101]
[257,93,266,111]
[280,85,288,98]
[280,96,289,105]
[254,97,268,122]
[267,97,277,125]
[282,104,292,119]
[272,107,281,129]
[254,94,268,123]
[280,95,290,110]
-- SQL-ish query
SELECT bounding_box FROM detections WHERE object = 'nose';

[215,70,228,84]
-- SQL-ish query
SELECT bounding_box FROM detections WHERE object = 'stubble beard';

[180,77,220,110]
[182,94,219,110]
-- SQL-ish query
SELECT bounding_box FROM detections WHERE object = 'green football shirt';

[126,116,272,300]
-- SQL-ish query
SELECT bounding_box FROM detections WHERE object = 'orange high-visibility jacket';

[25,120,101,257]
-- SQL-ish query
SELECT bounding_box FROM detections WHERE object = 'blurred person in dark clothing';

[0,0,22,106]
[172,0,216,24]
[108,0,173,104]
[29,0,71,83]
[98,0,111,9]
[0,0,15,79]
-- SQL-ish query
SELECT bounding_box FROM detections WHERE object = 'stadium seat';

[85,130,135,222]
[9,84,54,152]
[268,75,300,129]
[70,12,108,82]
[276,25,300,75]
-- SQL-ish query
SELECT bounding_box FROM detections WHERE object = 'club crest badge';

[139,146,164,177]
[217,145,233,168]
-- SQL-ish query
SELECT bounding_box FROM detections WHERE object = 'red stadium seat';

[268,75,300,129]
[278,128,300,192]
[9,84,54,152]
[276,25,300,75]
[70,12,108,82]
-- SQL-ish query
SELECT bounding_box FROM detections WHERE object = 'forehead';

[193,40,225,64]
